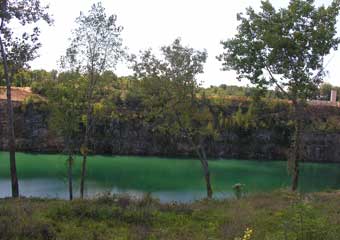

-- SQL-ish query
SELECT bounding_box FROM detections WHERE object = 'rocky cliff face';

[0,100,339,162]
[0,101,62,152]
[302,133,340,163]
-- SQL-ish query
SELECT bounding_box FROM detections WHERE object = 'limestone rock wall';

[0,101,340,162]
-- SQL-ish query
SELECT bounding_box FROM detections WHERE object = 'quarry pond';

[1,152,340,202]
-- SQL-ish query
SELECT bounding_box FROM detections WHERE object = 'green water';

[1,152,340,202]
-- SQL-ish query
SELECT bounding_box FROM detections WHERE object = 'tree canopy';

[132,39,217,198]
[0,0,53,72]
[219,0,340,100]
[61,2,124,75]
[218,0,340,191]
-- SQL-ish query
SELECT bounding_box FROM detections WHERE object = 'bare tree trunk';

[68,155,73,201]
[80,118,90,199]
[80,135,88,199]
[291,101,302,192]
[195,145,213,198]
[291,118,301,191]
[80,70,96,199]
[176,107,214,199]
[0,31,19,198]
[80,155,87,199]
[201,160,213,199]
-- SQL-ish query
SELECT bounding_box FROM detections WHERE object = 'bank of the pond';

[1,152,340,202]
[1,190,340,240]
[4,98,340,163]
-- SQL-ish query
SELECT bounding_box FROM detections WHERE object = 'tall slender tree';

[0,0,52,197]
[219,0,340,191]
[62,2,124,198]
[47,74,85,200]
[132,39,216,198]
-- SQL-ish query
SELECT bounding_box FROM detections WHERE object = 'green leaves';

[0,0,53,71]
[132,38,214,145]
[219,0,340,101]
[62,2,124,75]
[46,76,86,153]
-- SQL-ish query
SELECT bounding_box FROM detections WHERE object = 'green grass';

[1,190,340,240]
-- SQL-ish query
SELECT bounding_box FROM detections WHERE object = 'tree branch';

[265,65,289,97]
[0,0,6,31]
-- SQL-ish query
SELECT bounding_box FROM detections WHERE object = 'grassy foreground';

[1,190,340,240]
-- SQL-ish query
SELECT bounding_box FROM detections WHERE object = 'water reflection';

[0,152,339,202]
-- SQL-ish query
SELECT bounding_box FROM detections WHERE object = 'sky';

[30,0,340,87]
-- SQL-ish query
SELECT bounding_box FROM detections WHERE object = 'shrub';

[266,202,338,240]
[233,183,246,199]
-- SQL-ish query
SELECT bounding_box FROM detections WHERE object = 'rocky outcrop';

[0,101,62,152]
[0,100,340,162]
[302,133,340,163]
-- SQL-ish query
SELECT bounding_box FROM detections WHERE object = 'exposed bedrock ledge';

[0,101,339,163]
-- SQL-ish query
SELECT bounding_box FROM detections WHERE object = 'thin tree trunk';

[195,145,213,198]
[0,29,19,198]
[175,106,214,199]
[201,159,213,199]
[173,107,214,199]
[68,155,73,201]
[291,118,301,191]
[291,101,302,192]
[80,124,90,199]
[80,70,95,199]
[80,155,87,198]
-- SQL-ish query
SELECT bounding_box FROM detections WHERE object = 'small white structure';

[331,90,337,103]
[309,89,340,107]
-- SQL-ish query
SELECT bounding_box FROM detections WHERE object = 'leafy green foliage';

[46,75,86,153]
[60,2,124,74]
[201,84,285,99]
[219,0,340,100]
[59,2,125,142]
[0,0,53,73]
[219,0,340,191]
[316,82,340,101]
[132,38,214,147]
[132,38,218,197]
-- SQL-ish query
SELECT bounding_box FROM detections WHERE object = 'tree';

[0,0,52,197]
[219,0,340,191]
[62,2,124,199]
[47,74,85,201]
[132,39,216,198]
[317,82,340,101]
